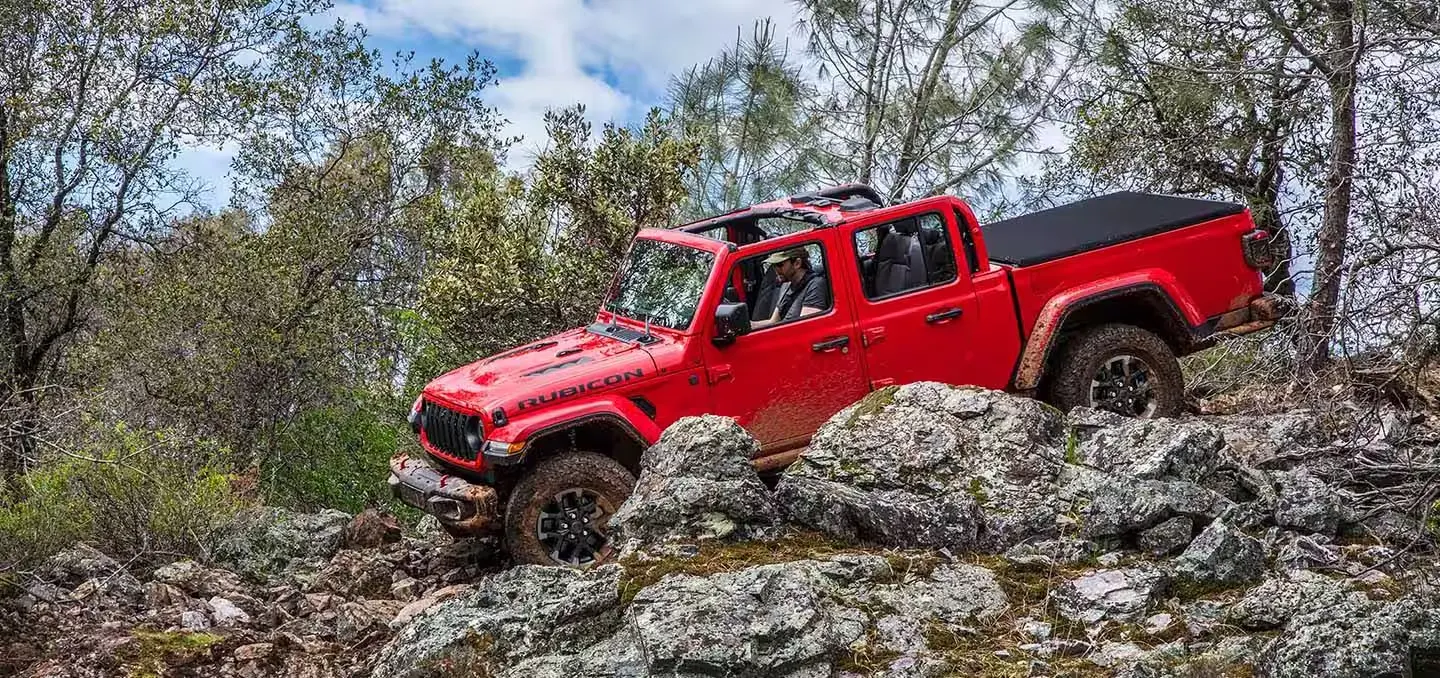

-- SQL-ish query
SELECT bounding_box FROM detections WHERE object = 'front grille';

[421,400,478,462]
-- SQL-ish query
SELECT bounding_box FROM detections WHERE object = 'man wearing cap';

[753,247,829,329]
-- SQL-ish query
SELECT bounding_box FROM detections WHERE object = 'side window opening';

[731,242,832,328]
[853,212,958,300]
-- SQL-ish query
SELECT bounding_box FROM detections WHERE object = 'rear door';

[846,207,981,389]
[699,233,868,450]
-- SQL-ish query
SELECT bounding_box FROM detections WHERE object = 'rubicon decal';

[516,368,645,410]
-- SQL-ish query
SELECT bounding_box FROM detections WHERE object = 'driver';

[752,247,828,329]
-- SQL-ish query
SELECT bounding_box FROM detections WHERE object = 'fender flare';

[1013,270,1203,391]
[501,395,662,451]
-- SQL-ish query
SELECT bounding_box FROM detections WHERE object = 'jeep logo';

[515,368,645,410]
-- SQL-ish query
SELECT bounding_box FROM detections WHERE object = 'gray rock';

[180,609,212,631]
[778,476,983,549]
[1053,565,1168,624]
[208,596,250,627]
[1090,641,1147,668]
[1139,516,1193,556]
[776,384,1068,551]
[1228,571,1357,630]
[611,415,780,548]
[1003,538,1100,566]
[1144,612,1174,636]
[336,599,405,642]
[1017,618,1053,642]
[874,614,927,655]
[1063,466,1233,539]
[1269,530,1340,571]
[389,576,423,602]
[42,543,142,602]
[1203,412,1321,466]
[858,564,1009,624]
[374,565,627,678]
[1272,469,1343,536]
[213,507,350,578]
[1174,521,1265,587]
[627,560,867,675]
[1069,411,1226,482]
[151,560,246,599]
[1257,592,1440,677]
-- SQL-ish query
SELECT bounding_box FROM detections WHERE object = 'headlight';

[407,396,424,435]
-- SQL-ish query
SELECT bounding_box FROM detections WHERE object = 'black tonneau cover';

[981,192,1246,267]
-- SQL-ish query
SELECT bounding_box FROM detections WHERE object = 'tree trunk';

[1298,0,1359,379]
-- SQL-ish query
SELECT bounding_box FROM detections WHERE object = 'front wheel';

[1047,323,1184,419]
[503,451,636,567]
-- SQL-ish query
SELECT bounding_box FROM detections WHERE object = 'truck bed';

[981,192,1246,267]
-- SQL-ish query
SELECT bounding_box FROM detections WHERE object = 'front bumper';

[388,453,500,536]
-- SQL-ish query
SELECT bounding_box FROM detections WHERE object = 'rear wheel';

[503,451,635,567]
[1048,323,1183,418]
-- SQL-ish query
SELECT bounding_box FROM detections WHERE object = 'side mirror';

[712,302,751,346]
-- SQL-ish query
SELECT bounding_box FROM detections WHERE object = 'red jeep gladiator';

[390,184,1284,566]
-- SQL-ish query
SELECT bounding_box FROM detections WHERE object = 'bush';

[260,396,411,514]
[0,424,249,570]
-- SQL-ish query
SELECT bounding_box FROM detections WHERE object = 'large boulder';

[1199,412,1322,466]
[213,507,351,578]
[625,561,867,675]
[775,384,1068,550]
[1059,465,1234,539]
[1067,408,1226,482]
[610,415,780,549]
[372,565,627,678]
[1230,571,1440,677]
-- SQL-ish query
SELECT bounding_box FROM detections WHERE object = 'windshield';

[604,239,715,330]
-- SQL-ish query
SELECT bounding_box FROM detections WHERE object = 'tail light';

[1242,230,1275,271]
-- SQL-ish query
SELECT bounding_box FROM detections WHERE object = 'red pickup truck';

[390,184,1283,566]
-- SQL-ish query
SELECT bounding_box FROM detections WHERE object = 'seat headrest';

[892,217,920,235]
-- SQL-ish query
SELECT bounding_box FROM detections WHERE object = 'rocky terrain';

[6,382,1440,677]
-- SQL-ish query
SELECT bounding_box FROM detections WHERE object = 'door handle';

[812,336,851,352]
[925,307,964,324]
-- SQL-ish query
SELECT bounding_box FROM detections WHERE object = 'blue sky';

[179,0,798,207]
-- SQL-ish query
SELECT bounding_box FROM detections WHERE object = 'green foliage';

[0,424,249,569]
[413,106,697,372]
[122,630,224,678]
[668,19,822,217]
[261,396,408,513]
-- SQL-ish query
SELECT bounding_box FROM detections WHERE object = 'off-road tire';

[503,451,635,567]
[1048,323,1184,418]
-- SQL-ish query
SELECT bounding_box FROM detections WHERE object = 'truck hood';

[423,326,660,415]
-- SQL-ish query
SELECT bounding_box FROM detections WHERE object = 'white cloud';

[335,0,800,167]
[177,0,795,207]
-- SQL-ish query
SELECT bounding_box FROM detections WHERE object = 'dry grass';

[616,530,940,605]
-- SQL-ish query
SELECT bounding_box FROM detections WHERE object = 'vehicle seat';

[918,228,955,283]
[873,218,927,296]
[751,269,780,320]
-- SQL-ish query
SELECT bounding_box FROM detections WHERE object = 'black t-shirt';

[776,270,829,321]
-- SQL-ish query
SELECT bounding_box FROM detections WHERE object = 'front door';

[701,238,868,449]
[848,209,980,388]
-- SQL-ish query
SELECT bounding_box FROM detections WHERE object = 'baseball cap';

[762,248,808,266]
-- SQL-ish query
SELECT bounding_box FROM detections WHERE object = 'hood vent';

[484,340,558,364]
[522,356,592,377]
